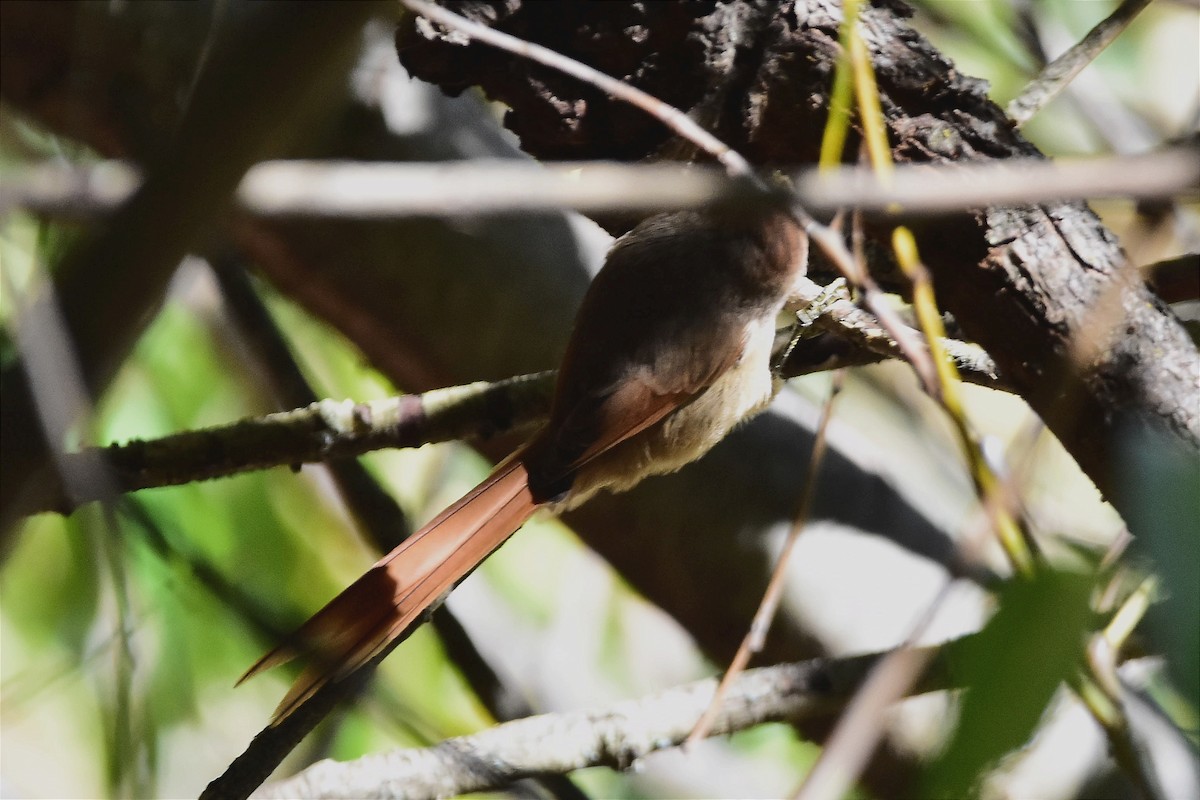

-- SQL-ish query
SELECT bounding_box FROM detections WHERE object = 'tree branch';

[4,149,1196,220]
[48,371,554,512]
[255,645,957,800]
[33,294,1001,515]
[1006,0,1154,127]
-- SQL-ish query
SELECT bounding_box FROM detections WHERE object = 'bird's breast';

[561,314,780,508]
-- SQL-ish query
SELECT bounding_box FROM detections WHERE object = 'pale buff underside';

[557,313,782,511]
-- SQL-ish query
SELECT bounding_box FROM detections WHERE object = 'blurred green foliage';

[923,568,1096,798]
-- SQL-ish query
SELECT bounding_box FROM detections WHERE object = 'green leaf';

[923,569,1095,797]
[1120,419,1200,710]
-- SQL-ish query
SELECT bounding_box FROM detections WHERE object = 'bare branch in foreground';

[254,647,956,800]
[4,148,1197,222]
[793,146,1199,216]
[794,583,953,800]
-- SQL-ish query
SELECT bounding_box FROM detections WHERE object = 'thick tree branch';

[255,646,957,800]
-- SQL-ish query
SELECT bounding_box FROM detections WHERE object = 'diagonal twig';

[687,370,845,745]
[1007,0,1154,127]
[400,0,757,179]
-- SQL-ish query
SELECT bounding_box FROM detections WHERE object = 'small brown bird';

[242,207,807,722]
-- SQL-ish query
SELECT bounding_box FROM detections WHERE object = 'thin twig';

[793,609,948,800]
[786,277,1002,387]
[5,150,1196,221]
[687,371,845,745]
[1007,0,1154,127]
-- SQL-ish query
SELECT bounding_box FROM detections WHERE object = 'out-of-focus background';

[1,1,1196,798]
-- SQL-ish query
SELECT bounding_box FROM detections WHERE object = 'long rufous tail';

[239,453,539,723]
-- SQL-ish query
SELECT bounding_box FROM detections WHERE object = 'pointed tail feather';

[239,454,539,723]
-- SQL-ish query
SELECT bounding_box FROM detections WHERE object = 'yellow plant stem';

[823,5,1161,793]
[1074,576,1162,799]
[844,9,1034,578]
[818,0,860,172]
[1103,575,1156,650]
[818,0,1036,579]
[849,21,892,178]
[892,228,1035,578]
